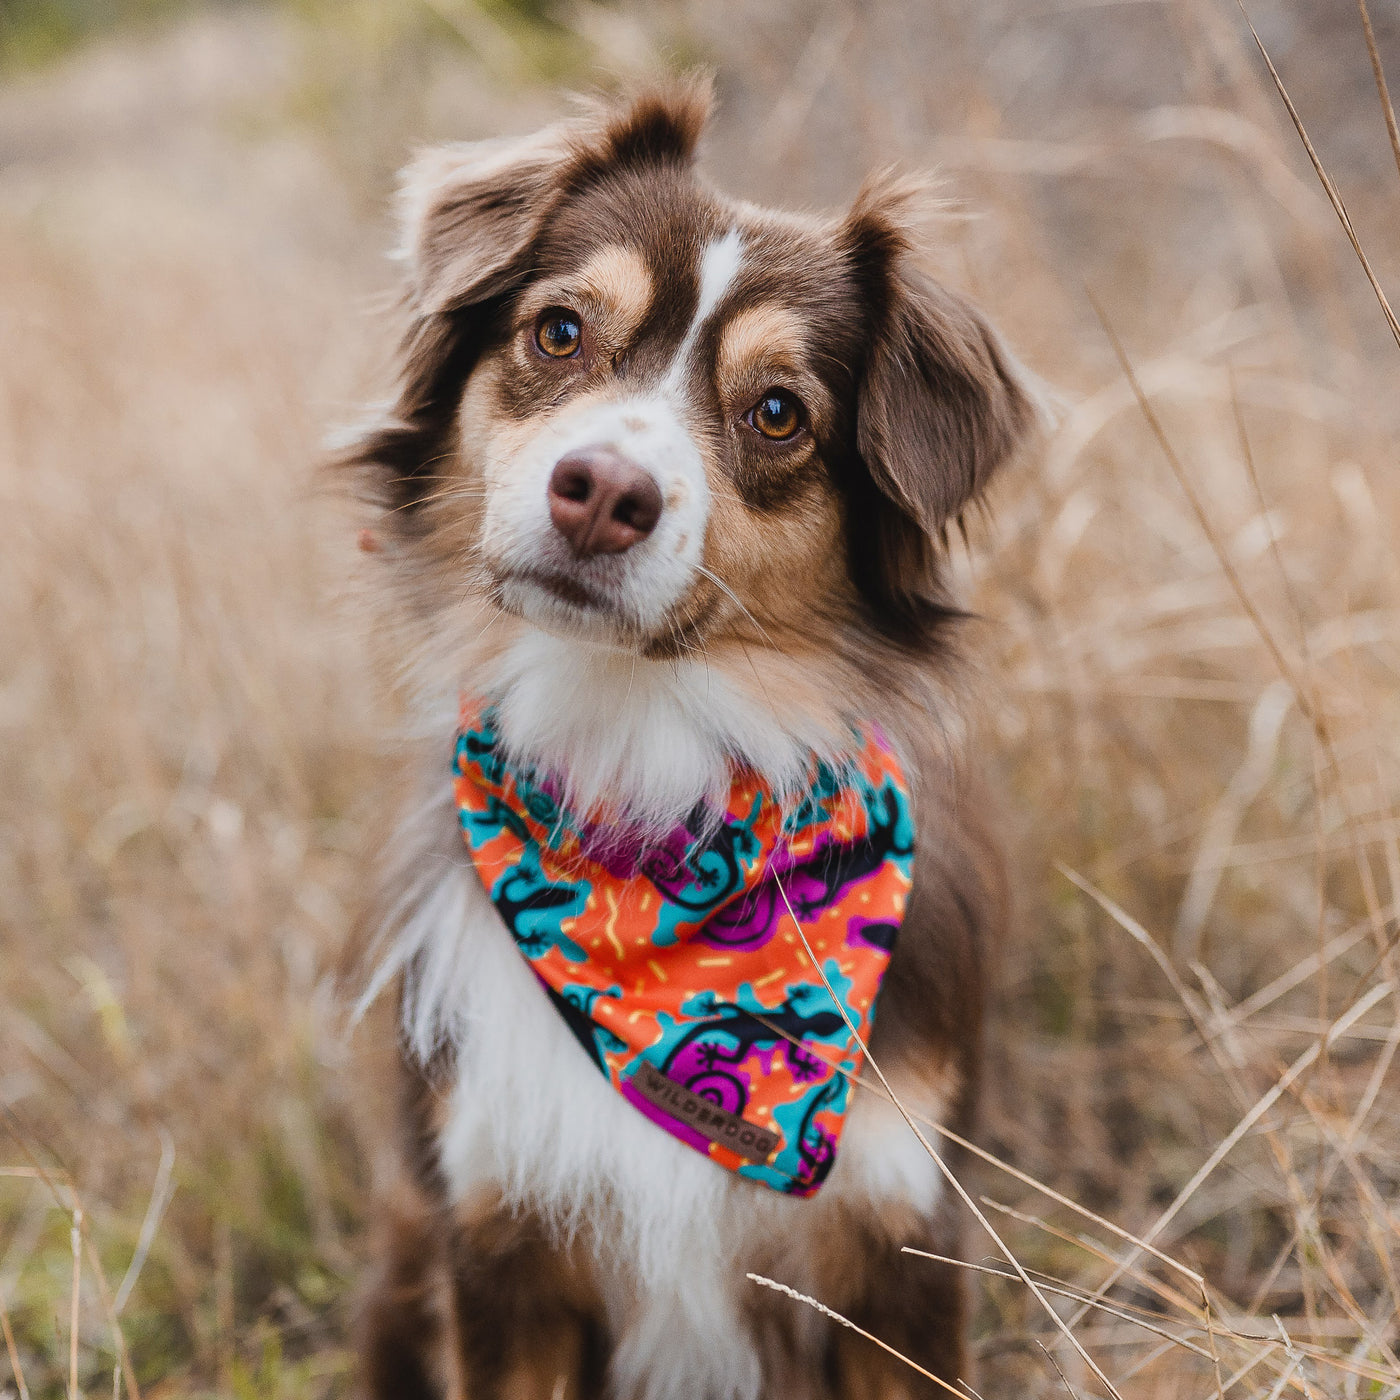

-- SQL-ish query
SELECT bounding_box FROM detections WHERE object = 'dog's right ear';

[400,78,712,317]
[838,172,1037,646]
[336,83,712,520]
[330,128,575,520]
[397,128,571,319]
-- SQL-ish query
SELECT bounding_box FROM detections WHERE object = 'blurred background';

[3,1,1400,1396]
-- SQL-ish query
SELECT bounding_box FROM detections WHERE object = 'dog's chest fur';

[405,847,945,1400]
[371,653,949,1400]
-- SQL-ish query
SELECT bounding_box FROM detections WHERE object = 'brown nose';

[547,447,663,558]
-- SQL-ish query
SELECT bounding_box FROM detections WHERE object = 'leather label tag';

[631,1060,780,1163]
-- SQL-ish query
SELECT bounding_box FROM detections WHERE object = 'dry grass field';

[4,1,1400,1395]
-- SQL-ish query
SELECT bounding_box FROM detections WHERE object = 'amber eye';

[747,390,805,441]
[535,310,582,358]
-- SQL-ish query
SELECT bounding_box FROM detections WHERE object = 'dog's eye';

[747,391,805,441]
[535,310,582,358]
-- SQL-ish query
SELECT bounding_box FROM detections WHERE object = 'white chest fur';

[387,839,944,1400]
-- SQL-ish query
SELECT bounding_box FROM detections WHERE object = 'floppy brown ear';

[397,128,574,317]
[841,177,1036,640]
[336,81,712,518]
[334,130,571,520]
[401,76,712,316]
[856,272,1032,530]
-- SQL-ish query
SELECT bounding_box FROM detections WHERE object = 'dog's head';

[347,81,1033,680]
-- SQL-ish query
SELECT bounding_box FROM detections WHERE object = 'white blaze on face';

[661,227,746,395]
[477,230,747,642]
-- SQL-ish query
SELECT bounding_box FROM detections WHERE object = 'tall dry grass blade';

[0,1290,31,1400]
[214,1216,233,1391]
[69,1206,81,1400]
[77,1235,142,1400]
[1218,1344,1282,1398]
[1036,1339,1082,1398]
[974,1199,1203,1319]
[1203,1288,1228,1400]
[903,1250,1214,1358]
[1261,1353,1302,1400]
[1236,0,1400,349]
[112,1129,174,1316]
[1059,865,1394,1328]
[1346,1015,1400,1138]
[1272,1318,1318,1400]
[1175,680,1292,958]
[1356,0,1400,185]
[771,877,1127,1400]
[1235,389,1318,715]
[746,1275,970,1399]
[1058,866,1219,1050]
[1115,1339,1193,1387]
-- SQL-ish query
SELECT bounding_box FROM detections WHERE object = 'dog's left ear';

[844,175,1036,538]
[837,175,1037,640]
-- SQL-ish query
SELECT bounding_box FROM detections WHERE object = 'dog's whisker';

[690,564,773,647]
[386,484,492,513]
[687,563,796,737]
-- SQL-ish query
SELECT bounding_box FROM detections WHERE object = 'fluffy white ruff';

[370,827,944,1400]
[479,628,843,830]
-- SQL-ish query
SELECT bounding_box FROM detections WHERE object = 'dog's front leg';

[816,1207,971,1400]
[358,1192,456,1400]
[449,1204,611,1400]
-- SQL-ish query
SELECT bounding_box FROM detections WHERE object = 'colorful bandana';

[452,702,915,1197]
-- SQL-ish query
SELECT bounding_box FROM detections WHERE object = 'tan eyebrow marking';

[574,244,654,339]
[715,302,808,392]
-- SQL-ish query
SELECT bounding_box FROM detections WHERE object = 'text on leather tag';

[630,1060,780,1163]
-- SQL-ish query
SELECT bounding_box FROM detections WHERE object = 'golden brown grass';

[3,1,1400,1396]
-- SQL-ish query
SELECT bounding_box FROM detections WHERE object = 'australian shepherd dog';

[338,79,1034,1400]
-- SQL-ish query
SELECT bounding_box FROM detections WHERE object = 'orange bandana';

[453,702,915,1196]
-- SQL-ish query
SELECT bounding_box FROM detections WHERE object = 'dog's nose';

[548,447,663,558]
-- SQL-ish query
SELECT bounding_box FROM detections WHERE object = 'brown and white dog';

[339,81,1034,1400]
